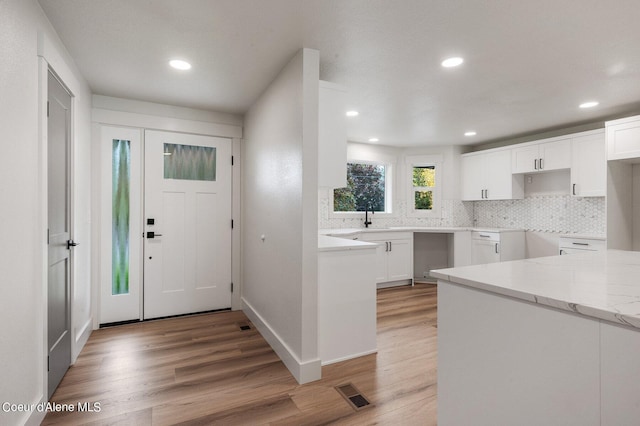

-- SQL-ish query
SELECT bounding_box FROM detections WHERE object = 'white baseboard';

[320,348,378,366]
[242,297,321,384]
[73,317,93,362]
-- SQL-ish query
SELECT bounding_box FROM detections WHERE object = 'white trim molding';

[242,297,321,384]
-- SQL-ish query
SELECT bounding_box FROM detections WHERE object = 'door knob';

[146,232,163,239]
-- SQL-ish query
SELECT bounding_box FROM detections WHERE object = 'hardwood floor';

[42,283,437,425]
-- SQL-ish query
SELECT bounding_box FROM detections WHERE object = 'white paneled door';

[143,130,232,319]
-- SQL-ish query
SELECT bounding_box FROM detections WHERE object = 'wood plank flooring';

[42,283,437,425]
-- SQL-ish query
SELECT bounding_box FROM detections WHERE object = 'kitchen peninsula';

[320,227,525,286]
[432,250,640,426]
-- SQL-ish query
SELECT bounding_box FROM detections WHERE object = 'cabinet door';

[369,240,389,283]
[539,139,571,171]
[485,150,514,200]
[607,117,640,161]
[461,154,485,201]
[511,145,539,173]
[571,132,605,197]
[471,240,500,265]
[386,239,413,281]
[601,322,640,425]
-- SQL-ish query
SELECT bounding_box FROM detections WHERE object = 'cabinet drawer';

[360,231,412,242]
[559,237,606,252]
[471,231,500,242]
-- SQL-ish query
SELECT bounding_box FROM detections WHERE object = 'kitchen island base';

[438,280,640,426]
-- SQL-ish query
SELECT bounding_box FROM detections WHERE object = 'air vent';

[335,383,371,410]
[239,324,251,331]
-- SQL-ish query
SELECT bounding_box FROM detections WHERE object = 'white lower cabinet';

[470,230,524,265]
[360,232,413,285]
[558,235,606,255]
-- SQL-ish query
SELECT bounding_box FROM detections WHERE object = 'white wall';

[242,48,320,383]
[0,1,92,424]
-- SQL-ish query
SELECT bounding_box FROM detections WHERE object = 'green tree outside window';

[334,163,386,212]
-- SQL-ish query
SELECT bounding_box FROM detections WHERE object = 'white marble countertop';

[431,250,640,330]
[318,235,378,252]
[319,226,523,236]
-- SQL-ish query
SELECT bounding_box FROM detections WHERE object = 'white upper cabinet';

[461,149,524,201]
[318,80,347,188]
[607,115,640,161]
[571,130,606,197]
[512,138,571,173]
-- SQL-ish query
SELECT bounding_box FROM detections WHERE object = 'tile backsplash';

[319,193,605,236]
[473,195,605,235]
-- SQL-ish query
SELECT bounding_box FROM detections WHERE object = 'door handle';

[495,243,499,254]
[146,232,163,239]
[67,239,79,249]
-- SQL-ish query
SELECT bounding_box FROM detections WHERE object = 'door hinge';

[231,282,234,293]
[47,356,50,372]
[231,219,234,229]
[47,101,49,117]
[47,229,50,244]
[231,155,234,166]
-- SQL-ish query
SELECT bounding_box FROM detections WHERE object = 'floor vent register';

[335,383,372,410]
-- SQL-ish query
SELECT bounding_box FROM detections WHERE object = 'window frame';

[406,155,442,218]
[329,159,394,217]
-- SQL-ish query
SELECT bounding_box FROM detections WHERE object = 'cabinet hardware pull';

[485,189,488,199]
[572,242,589,246]
[389,241,392,251]
[495,243,499,254]
[539,158,544,170]
[573,183,576,195]
[560,249,565,255]
[385,242,389,252]
[534,159,538,170]
[479,234,491,238]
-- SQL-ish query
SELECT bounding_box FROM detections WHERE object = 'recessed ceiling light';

[368,138,379,142]
[442,57,464,68]
[169,59,192,70]
[464,131,477,137]
[579,101,599,109]
[346,110,359,117]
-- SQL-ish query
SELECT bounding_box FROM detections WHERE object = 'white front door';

[143,130,232,319]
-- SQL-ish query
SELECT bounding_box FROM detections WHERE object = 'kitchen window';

[407,155,442,217]
[332,161,392,214]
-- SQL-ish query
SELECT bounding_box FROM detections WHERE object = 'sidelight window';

[112,139,130,295]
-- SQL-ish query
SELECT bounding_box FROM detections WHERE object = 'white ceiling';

[39,0,640,147]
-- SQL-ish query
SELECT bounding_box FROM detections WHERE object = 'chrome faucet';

[364,205,373,228]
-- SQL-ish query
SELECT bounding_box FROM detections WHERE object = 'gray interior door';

[47,70,72,399]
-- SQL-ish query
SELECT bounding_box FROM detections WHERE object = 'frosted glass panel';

[112,139,130,295]
[164,143,216,181]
